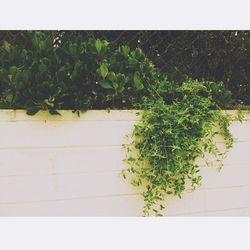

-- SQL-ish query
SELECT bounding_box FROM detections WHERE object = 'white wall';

[0,110,249,216]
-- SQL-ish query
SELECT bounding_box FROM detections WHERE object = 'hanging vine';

[122,80,238,216]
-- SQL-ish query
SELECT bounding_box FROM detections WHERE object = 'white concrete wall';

[0,110,249,216]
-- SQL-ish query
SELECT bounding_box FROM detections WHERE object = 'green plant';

[0,32,163,114]
[0,31,240,216]
[122,80,235,216]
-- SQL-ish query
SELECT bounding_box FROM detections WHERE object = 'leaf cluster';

[123,80,235,216]
[0,32,162,115]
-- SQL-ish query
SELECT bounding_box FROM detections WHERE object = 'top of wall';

[0,109,249,122]
[0,110,141,122]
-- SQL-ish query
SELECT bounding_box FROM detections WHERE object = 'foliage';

[153,31,250,106]
[0,31,162,115]
[1,31,249,105]
[0,31,239,216]
[122,80,235,216]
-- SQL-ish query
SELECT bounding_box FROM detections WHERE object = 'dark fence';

[0,31,249,104]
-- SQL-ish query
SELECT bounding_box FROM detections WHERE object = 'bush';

[0,31,234,115]
[0,31,163,114]
[154,31,250,105]
[38,31,250,105]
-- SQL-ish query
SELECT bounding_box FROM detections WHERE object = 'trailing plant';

[122,80,236,216]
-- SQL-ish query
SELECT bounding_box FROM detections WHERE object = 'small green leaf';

[160,205,165,210]
[133,72,144,90]
[117,74,127,85]
[39,63,47,73]
[100,81,113,89]
[9,66,17,75]
[112,82,119,90]
[54,87,62,97]
[49,110,61,115]
[117,85,125,94]
[134,48,143,58]
[5,93,14,104]
[22,69,31,82]
[3,41,11,52]
[100,63,109,79]
[95,39,102,53]
[8,75,13,81]
[69,43,77,56]
[119,45,130,56]
[44,99,54,107]
[108,72,116,82]
[26,106,40,116]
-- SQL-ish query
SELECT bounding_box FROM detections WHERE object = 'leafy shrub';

[80,31,250,105]
[0,31,163,114]
[106,31,250,106]
[1,31,249,105]
[157,31,250,105]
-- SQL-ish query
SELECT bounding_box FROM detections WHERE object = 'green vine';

[122,80,236,216]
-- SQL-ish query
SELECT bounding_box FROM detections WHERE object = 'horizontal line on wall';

[0,163,249,178]
[190,183,250,192]
[0,141,249,151]
[0,178,250,204]
[0,120,139,123]
[0,116,249,123]
[0,169,123,178]
[170,205,250,216]
[0,144,128,150]
[1,183,250,207]
[0,119,249,123]
[0,193,142,206]
[232,139,250,143]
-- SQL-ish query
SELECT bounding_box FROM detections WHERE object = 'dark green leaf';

[9,66,17,75]
[39,63,47,73]
[95,39,102,53]
[26,106,40,116]
[3,41,10,52]
[100,63,109,79]
[133,72,144,90]
[5,93,14,104]
[119,45,130,56]
[49,109,61,115]
[108,72,116,82]
[100,81,113,89]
